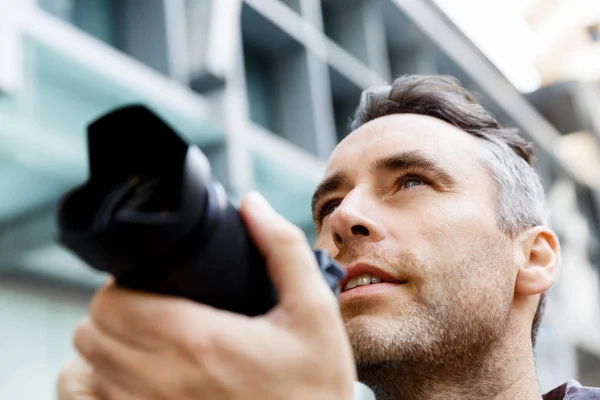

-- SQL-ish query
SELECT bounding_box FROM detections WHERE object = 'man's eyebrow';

[311,172,350,217]
[372,150,457,186]
[311,151,456,220]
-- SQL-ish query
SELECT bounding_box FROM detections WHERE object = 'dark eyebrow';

[311,150,457,222]
[372,150,457,187]
[311,172,350,219]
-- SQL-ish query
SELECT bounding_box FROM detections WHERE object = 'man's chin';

[343,312,383,327]
[343,308,437,366]
[341,291,422,326]
[340,295,403,321]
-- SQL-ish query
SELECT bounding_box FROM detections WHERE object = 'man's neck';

[358,329,542,400]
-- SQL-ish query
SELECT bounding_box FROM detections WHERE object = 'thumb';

[240,191,335,313]
[57,357,100,400]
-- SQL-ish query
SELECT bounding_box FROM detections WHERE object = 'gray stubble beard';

[346,247,515,400]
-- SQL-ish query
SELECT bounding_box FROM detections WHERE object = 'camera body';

[57,105,345,316]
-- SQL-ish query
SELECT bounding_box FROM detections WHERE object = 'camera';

[57,105,345,316]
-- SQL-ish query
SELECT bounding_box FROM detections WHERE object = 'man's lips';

[340,282,403,301]
[340,263,404,291]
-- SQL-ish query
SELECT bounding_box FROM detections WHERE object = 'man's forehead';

[325,114,481,174]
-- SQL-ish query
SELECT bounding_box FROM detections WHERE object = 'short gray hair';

[350,74,550,345]
[475,134,550,236]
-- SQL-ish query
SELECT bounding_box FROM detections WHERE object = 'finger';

[74,317,148,394]
[75,316,225,400]
[90,281,243,349]
[93,373,139,400]
[57,357,98,400]
[240,191,335,312]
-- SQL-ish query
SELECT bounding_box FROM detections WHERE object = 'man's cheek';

[418,211,494,264]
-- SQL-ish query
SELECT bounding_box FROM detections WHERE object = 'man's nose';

[328,194,386,249]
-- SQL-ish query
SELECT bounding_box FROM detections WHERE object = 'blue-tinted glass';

[38,0,116,46]
[244,49,275,132]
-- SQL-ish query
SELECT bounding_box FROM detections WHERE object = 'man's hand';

[57,357,98,400]
[57,191,356,400]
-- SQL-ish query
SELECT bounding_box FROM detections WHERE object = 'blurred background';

[0,0,599,398]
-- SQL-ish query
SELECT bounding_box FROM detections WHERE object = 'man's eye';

[320,200,341,219]
[403,178,423,188]
[396,175,429,190]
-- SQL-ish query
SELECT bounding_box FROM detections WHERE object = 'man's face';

[313,114,518,370]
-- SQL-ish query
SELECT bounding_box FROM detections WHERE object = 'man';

[58,75,600,399]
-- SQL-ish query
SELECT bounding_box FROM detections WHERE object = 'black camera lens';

[57,105,345,316]
[93,176,180,230]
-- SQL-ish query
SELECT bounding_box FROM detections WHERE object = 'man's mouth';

[342,274,407,292]
[343,273,384,291]
[340,264,406,293]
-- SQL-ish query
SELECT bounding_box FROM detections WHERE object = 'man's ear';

[514,226,560,295]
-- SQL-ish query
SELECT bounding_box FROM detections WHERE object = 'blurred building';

[0,1,598,399]
[528,0,600,85]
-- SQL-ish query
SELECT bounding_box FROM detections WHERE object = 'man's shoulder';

[543,380,600,400]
